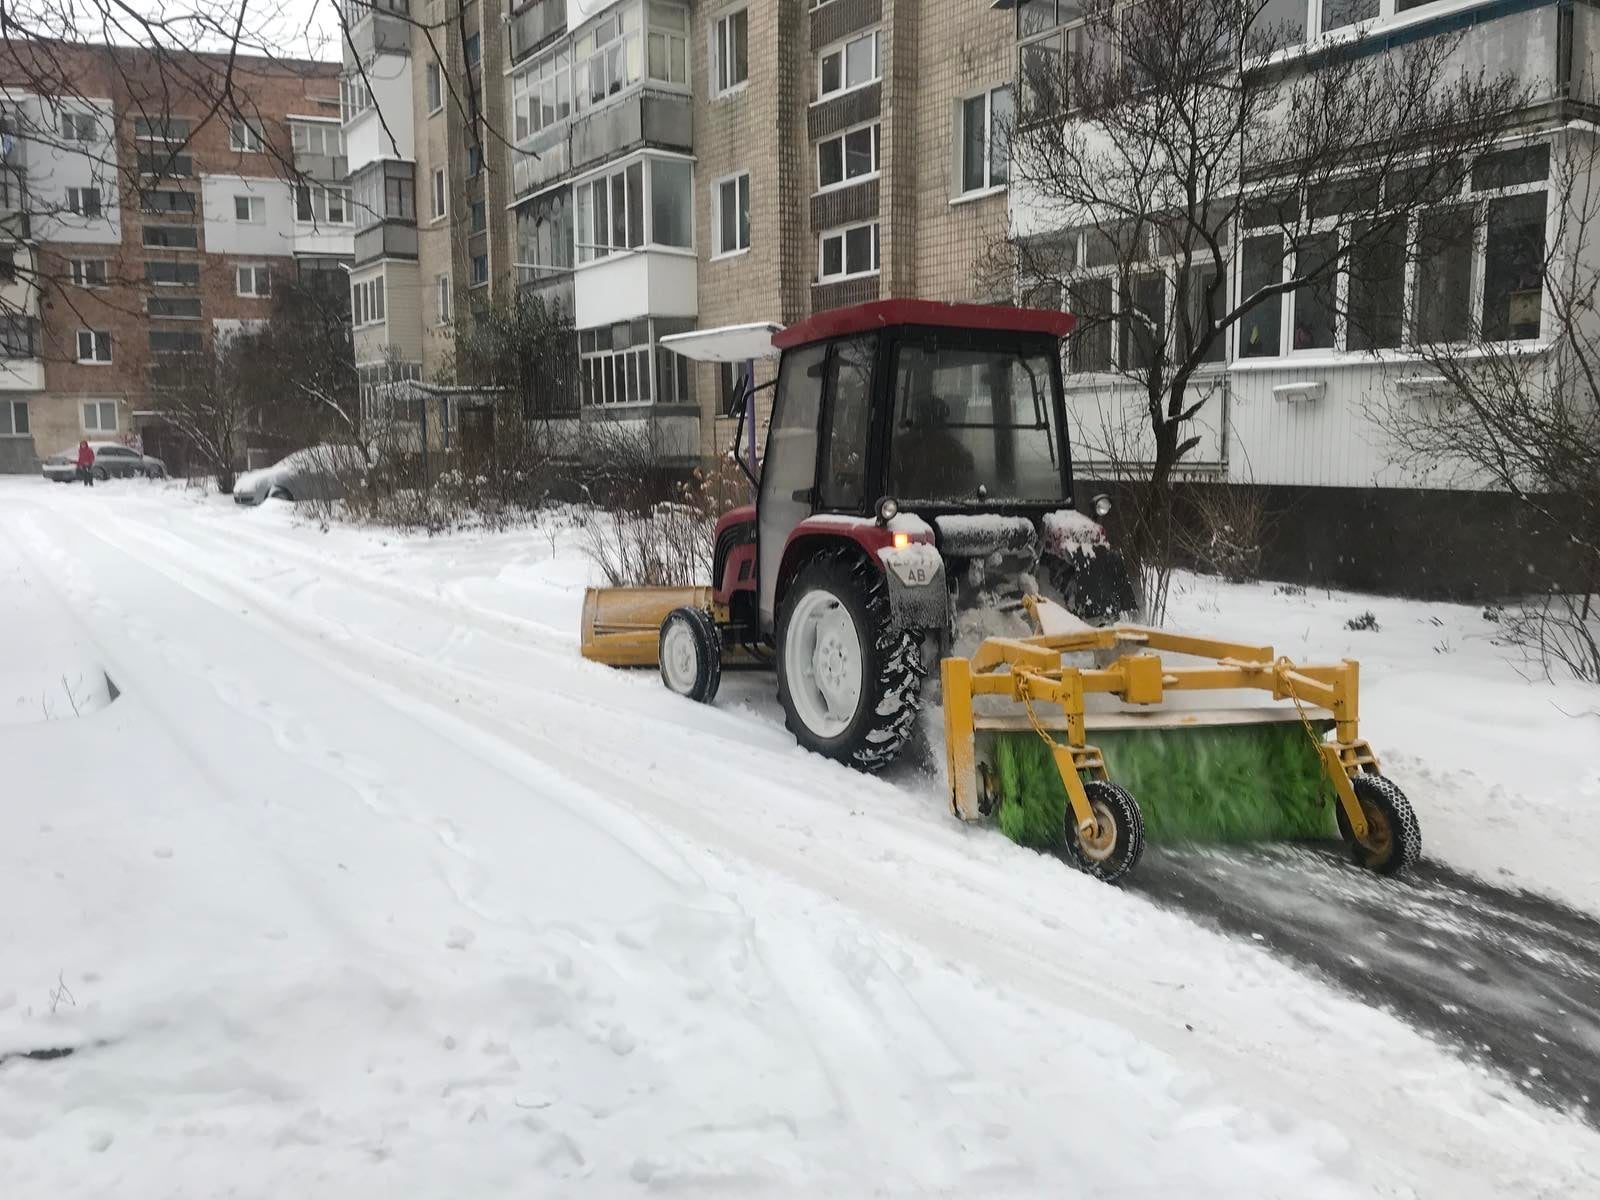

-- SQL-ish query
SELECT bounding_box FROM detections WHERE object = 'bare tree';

[148,339,248,492]
[1005,0,1528,608]
[1377,128,1600,681]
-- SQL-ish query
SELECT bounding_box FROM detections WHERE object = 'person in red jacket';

[76,439,94,486]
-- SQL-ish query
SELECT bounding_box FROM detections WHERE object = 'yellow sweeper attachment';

[942,604,1421,883]
[580,587,716,668]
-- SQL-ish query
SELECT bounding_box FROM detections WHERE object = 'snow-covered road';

[2,477,1597,1198]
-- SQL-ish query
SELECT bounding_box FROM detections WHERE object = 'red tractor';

[581,299,1135,773]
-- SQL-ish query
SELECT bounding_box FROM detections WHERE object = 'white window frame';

[956,85,1011,197]
[65,187,102,217]
[59,110,97,142]
[351,275,386,327]
[646,2,691,88]
[712,170,751,258]
[234,194,266,223]
[82,400,117,432]
[0,398,28,437]
[426,60,444,114]
[290,121,343,157]
[436,273,452,325]
[469,254,489,288]
[236,264,272,298]
[229,118,265,153]
[573,158,649,262]
[815,120,880,193]
[76,329,112,364]
[712,7,749,97]
[431,167,448,221]
[817,28,878,102]
[817,220,879,283]
[69,258,108,288]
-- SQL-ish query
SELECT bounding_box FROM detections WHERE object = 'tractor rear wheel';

[777,552,924,773]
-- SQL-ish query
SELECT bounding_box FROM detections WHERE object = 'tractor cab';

[584,299,1134,773]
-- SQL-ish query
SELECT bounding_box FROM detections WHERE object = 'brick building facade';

[0,41,349,471]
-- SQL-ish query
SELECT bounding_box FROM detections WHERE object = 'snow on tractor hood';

[930,509,1108,560]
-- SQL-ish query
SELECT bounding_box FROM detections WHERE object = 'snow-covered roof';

[659,323,783,363]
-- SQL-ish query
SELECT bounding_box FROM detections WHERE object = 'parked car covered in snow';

[233,444,365,505]
[42,442,166,482]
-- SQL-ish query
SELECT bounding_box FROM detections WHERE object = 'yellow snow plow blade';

[940,601,1421,878]
[579,586,714,667]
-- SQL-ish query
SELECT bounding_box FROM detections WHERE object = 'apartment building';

[1006,0,1599,595]
[0,42,350,473]
[344,0,1016,468]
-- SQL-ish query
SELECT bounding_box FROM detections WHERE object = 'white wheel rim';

[784,588,864,739]
[660,619,700,695]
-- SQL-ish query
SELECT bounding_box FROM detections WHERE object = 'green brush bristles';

[990,722,1338,848]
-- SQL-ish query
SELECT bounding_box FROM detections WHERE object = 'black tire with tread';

[658,606,722,704]
[1062,779,1145,884]
[776,550,925,773]
[1337,774,1421,875]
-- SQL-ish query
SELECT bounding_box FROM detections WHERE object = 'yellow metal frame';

[942,623,1381,842]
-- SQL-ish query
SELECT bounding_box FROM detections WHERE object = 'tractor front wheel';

[777,552,924,773]
[1337,774,1421,875]
[659,606,721,704]
[1063,780,1145,884]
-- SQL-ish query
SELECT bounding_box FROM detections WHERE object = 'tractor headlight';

[1092,493,1113,518]
[876,496,899,525]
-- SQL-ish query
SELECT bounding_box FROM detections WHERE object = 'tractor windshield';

[885,342,1065,505]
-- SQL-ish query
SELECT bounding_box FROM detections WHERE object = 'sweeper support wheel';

[1064,780,1145,882]
[658,607,722,704]
[1335,773,1421,875]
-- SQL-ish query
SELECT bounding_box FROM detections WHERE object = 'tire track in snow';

[53,497,1600,1197]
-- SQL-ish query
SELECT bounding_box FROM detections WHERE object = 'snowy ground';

[1,475,1597,1199]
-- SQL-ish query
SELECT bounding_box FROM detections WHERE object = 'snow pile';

[933,513,1037,557]
[1043,508,1108,555]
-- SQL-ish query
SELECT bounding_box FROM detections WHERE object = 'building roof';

[771,300,1075,350]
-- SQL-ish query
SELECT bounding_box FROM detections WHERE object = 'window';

[516,186,576,271]
[0,399,27,436]
[0,318,36,359]
[0,249,13,283]
[512,47,572,142]
[436,274,452,324]
[817,123,879,190]
[818,222,878,281]
[958,87,1011,194]
[351,275,386,326]
[341,76,373,123]
[647,2,690,86]
[650,157,693,248]
[467,144,483,178]
[230,119,265,152]
[149,330,202,354]
[1239,233,1284,358]
[717,361,746,415]
[819,29,877,99]
[143,225,198,249]
[574,6,643,111]
[83,400,117,432]
[426,61,443,112]
[77,329,112,363]
[134,116,191,141]
[149,296,202,318]
[237,264,272,297]
[138,150,193,177]
[471,199,486,234]
[326,186,348,224]
[1321,0,1377,32]
[296,183,350,225]
[235,194,266,223]
[820,335,875,508]
[1018,16,1110,121]
[1250,0,1308,46]
[464,33,481,67]
[146,260,200,286]
[59,111,97,142]
[65,187,102,217]
[470,254,489,286]
[141,189,196,214]
[431,168,447,219]
[714,8,749,95]
[575,160,647,261]
[290,121,343,157]
[1481,193,1546,342]
[579,320,656,406]
[714,172,751,256]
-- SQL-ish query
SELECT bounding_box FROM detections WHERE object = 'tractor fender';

[712,505,758,607]
[776,516,946,631]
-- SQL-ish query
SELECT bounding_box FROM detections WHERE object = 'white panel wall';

[574,250,697,327]
[201,174,296,257]
[18,95,121,246]
[344,54,414,171]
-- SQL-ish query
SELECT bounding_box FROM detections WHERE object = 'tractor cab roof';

[660,302,1075,364]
